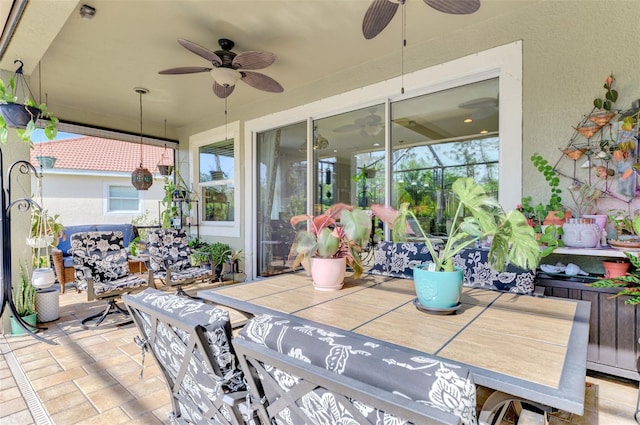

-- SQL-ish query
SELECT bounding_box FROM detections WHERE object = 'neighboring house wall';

[35,171,165,227]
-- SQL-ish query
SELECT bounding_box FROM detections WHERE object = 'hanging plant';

[0,60,58,144]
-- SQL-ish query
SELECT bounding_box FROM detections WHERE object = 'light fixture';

[131,87,153,190]
[479,129,488,134]
[463,118,473,123]
[79,4,96,20]
[210,67,241,87]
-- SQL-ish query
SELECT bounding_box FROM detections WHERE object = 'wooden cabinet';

[536,276,640,381]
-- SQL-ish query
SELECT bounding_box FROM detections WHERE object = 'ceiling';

[0,0,533,142]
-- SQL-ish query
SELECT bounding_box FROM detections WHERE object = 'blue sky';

[32,130,80,143]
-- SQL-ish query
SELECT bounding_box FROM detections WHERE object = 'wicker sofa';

[52,224,138,293]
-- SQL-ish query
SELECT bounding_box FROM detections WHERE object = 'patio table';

[198,272,590,417]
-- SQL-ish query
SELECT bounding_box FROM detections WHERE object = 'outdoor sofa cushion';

[238,313,477,425]
[368,241,434,279]
[58,223,137,268]
[453,247,536,295]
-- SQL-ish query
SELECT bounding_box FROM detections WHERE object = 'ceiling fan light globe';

[210,67,241,87]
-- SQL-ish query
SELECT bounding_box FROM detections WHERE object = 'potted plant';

[289,203,372,290]
[11,263,37,335]
[590,252,640,305]
[530,153,571,225]
[0,64,58,144]
[374,177,540,309]
[208,242,232,281]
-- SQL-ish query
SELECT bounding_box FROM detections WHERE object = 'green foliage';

[538,225,565,257]
[374,177,541,273]
[590,252,640,305]
[30,209,65,245]
[131,209,156,240]
[14,263,36,316]
[593,74,618,111]
[0,76,58,145]
[208,242,232,266]
[531,153,562,212]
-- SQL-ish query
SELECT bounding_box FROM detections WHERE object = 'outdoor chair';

[122,288,251,425]
[236,313,477,425]
[146,228,214,298]
[71,231,150,329]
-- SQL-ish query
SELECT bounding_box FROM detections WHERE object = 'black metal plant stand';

[0,148,56,345]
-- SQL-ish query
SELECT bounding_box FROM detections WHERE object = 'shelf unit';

[537,247,639,381]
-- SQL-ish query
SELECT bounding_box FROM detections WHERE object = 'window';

[190,120,241,238]
[107,185,140,213]
[199,139,235,222]
[391,78,499,235]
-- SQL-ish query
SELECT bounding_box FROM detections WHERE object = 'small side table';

[35,288,59,322]
[128,255,148,274]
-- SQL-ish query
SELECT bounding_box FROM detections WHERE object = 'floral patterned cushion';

[123,288,247,424]
[368,241,434,279]
[239,313,477,425]
[147,228,192,273]
[71,231,130,285]
[453,248,536,295]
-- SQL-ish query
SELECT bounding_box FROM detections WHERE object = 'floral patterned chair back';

[71,231,128,289]
[146,228,213,292]
[237,313,477,425]
[147,228,192,273]
[71,231,150,328]
[123,288,251,425]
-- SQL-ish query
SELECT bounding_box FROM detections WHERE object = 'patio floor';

[1,281,639,425]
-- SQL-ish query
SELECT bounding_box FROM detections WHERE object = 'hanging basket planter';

[36,156,57,169]
[158,164,173,176]
[588,111,616,126]
[0,103,41,128]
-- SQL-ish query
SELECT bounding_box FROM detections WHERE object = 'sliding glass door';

[256,122,307,277]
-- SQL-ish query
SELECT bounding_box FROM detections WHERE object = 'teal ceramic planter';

[413,264,463,308]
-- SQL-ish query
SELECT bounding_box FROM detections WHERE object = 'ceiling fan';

[159,38,284,99]
[333,111,384,137]
[458,97,497,120]
[362,0,480,39]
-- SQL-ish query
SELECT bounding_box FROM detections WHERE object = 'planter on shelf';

[10,312,37,335]
[602,259,630,278]
[562,218,600,248]
[0,103,41,128]
[582,214,607,233]
[310,257,346,291]
[543,210,571,226]
[36,155,56,169]
[588,111,616,126]
[413,264,463,309]
[31,268,56,289]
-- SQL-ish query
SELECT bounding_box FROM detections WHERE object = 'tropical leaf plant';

[372,177,541,273]
[289,203,372,279]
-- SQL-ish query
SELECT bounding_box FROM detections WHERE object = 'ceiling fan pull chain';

[401,1,406,95]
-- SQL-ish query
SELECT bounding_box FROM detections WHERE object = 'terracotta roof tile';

[30,136,173,173]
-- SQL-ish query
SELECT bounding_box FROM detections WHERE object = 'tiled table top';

[200,272,590,415]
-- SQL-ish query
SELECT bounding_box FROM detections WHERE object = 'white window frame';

[190,121,241,237]
[103,182,142,214]
[243,41,523,281]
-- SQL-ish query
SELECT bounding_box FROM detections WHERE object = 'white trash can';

[35,288,60,322]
